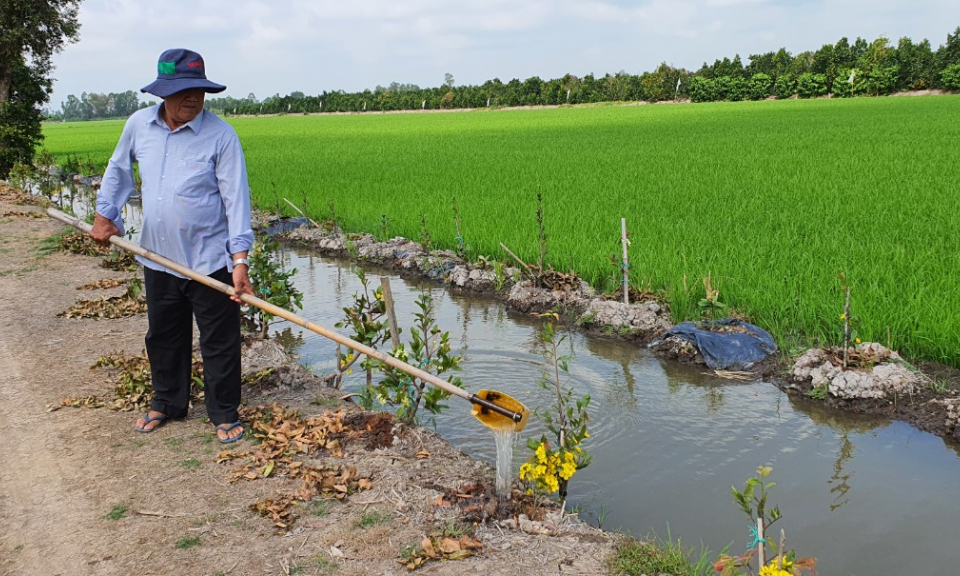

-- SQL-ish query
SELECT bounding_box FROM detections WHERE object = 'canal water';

[275,244,960,576]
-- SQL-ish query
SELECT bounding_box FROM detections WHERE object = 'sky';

[47,0,960,108]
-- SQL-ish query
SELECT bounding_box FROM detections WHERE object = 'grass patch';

[174,535,201,549]
[437,519,473,538]
[310,395,340,407]
[180,457,201,469]
[165,437,183,449]
[310,499,331,517]
[303,552,336,573]
[607,534,713,576]
[35,229,71,257]
[104,504,127,520]
[353,509,391,529]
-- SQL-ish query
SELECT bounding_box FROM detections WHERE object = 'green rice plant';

[41,96,960,367]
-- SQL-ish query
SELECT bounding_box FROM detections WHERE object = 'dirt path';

[0,194,616,576]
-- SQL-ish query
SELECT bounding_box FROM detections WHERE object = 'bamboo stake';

[842,286,851,369]
[380,277,401,348]
[757,517,766,568]
[48,208,526,427]
[620,218,629,305]
[777,529,786,569]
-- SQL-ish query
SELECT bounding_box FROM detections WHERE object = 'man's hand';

[89,213,119,246]
[231,265,253,303]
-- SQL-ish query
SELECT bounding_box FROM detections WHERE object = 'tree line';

[47,28,960,123]
[53,90,154,121]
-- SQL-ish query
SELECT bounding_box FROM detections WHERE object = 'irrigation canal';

[56,190,960,575]
[276,242,960,576]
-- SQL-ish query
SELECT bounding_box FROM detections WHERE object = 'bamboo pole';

[282,198,319,228]
[620,218,629,305]
[48,207,524,426]
[499,242,533,273]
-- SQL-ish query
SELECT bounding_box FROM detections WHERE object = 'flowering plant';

[519,314,590,500]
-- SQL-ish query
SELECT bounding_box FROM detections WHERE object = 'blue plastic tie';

[746,524,767,550]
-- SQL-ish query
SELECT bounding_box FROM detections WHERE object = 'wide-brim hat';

[141,48,226,98]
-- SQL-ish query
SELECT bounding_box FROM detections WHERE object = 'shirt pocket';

[175,158,217,198]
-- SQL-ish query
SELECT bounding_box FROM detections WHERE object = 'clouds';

[47,0,960,108]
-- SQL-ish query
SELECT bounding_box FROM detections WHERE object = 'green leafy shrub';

[372,292,464,422]
[773,75,796,98]
[748,73,773,100]
[796,73,828,98]
[940,63,960,90]
[832,69,856,97]
[246,236,303,338]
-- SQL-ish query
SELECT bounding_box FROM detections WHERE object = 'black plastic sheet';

[651,318,778,370]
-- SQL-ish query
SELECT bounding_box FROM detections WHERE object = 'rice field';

[41,96,960,366]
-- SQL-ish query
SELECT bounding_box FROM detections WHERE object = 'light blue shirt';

[96,104,253,277]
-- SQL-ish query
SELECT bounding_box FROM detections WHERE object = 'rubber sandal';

[134,412,169,433]
[216,421,245,444]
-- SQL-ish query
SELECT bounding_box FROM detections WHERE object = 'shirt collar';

[149,104,205,134]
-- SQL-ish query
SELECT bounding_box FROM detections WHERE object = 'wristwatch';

[232,258,250,268]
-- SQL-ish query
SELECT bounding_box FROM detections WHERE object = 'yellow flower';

[840,313,846,320]
[759,560,793,576]
[535,444,547,463]
[855,338,861,344]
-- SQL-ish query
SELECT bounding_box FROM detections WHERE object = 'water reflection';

[829,432,854,511]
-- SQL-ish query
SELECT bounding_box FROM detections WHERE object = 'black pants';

[144,267,241,426]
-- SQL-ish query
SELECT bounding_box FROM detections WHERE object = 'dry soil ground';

[0,191,615,576]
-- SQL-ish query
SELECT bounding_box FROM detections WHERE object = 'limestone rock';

[507,279,594,314]
[791,344,921,400]
[577,299,671,337]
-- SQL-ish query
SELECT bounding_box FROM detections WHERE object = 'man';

[90,48,254,443]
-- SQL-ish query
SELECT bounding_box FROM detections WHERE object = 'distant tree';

[0,0,81,176]
[895,37,937,90]
[640,62,685,101]
[443,72,455,89]
[746,51,777,78]
[936,26,960,69]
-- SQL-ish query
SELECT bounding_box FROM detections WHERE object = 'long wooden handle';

[47,207,522,423]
